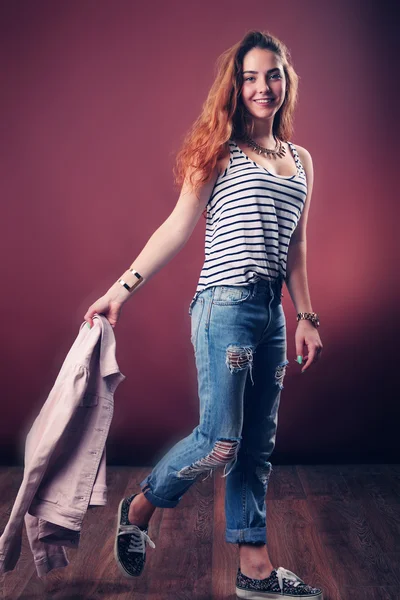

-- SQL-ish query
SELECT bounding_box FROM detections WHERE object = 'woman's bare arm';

[106,165,219,304]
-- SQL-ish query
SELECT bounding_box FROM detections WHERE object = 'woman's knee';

[176,437,241,480]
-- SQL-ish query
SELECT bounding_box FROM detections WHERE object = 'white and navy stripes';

[194,139,308,293]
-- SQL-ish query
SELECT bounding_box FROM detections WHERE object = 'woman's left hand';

[295,320,323,373]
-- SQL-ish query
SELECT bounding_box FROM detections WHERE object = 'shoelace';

[118,524,156,553]
[276,567,305,592]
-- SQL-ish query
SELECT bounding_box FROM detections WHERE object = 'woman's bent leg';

[140,284,262,508]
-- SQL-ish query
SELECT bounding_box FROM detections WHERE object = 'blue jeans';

[140,277,289,545]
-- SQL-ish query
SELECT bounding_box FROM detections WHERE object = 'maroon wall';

[0,0,398,465]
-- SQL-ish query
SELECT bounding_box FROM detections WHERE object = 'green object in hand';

[297,355,303,364]
[87,323,91,329]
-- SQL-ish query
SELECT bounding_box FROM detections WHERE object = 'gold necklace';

[241,133,286,159]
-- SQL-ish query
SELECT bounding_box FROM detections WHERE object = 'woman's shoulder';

[288,142,312,165]
[289,142,314,187]
[216,141,231,176]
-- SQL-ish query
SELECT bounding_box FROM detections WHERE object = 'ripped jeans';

[140,276,289,544]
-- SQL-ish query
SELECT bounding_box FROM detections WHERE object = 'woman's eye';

[245,74,281,82]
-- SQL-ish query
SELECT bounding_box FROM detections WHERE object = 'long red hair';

[172,30,299,203]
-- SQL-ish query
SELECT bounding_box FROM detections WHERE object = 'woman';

[84,30,324,600]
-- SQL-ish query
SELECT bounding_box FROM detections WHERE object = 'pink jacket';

[0,314,125,577]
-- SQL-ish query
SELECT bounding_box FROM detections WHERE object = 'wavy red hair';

[172,30,300,204]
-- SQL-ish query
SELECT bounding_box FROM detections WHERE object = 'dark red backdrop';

[0,0,398,465]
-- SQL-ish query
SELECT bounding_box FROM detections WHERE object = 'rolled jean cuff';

[225,527,267,544]
[139,476,180,508]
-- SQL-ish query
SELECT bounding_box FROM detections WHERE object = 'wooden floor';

[0,464,399,599]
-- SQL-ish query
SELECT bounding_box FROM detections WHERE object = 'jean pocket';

[212,285,252,305]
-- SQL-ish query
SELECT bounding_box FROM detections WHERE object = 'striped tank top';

[194,138,308,294]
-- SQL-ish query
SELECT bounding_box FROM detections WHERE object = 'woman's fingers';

[84,296,123,329]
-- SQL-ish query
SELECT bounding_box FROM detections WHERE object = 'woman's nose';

[258,81,272,94]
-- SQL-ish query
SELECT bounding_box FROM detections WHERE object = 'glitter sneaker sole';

[236,589,323,600]
[236,566,323,599]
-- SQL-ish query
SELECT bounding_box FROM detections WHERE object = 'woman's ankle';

[238,542,274,579]
[128,492,155,527]
[240,564,275,580]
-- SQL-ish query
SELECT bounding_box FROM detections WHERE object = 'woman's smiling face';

[240,47,286,124]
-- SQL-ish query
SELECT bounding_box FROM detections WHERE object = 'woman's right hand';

[83,294,124,329]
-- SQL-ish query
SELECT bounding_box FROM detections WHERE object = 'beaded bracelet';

[296,312,320,328]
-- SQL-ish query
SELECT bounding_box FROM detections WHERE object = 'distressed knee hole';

[226,345,255,385]
[226,346,253,370]
[275,361,289,390]
[176,439,240,480]
[255,462,272,487]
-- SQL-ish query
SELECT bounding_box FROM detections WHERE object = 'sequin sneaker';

[114,493,156,578]
[236,566,323,599]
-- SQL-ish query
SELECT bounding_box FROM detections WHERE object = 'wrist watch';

[297,312,320,328]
